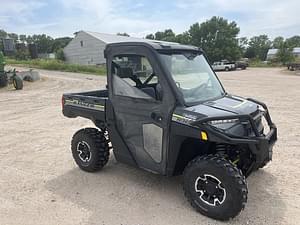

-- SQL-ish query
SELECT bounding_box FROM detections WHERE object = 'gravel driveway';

[0,67,299,225]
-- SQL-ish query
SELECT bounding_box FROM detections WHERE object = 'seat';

[117,67,134,78]
[141,87,156,99]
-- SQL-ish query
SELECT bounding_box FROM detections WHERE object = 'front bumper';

[251,124,277,168]
[247,98,277,168]
[193,98,278,169]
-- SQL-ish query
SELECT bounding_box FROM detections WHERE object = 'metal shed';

[266,49,278,60]
[266,47,300,61]
[293,47,300,57]
[63,31,150,65]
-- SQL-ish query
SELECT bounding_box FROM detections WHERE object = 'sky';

[0,0,299,39]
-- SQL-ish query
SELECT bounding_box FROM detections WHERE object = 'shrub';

[55,48,65,61]
[6,58,106,75]
[249,58,281,67]
[15,49,30,60]
[276,46,295,65]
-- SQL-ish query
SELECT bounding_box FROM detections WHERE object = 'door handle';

[151,112,163,122]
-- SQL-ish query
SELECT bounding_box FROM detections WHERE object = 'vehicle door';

[106,45,176,174]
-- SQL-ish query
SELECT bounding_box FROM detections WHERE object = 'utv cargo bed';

[62,90,107,123]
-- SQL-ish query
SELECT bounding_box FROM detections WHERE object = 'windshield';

[160,52,225,104]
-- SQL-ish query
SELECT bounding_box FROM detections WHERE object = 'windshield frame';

[158,50,226,107]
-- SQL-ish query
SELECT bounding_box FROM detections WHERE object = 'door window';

[112,55,160,100]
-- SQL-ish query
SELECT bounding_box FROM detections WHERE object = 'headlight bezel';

[206,118,249,136]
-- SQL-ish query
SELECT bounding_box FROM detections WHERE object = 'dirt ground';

[0,67,299,225]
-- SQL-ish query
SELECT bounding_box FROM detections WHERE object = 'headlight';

[207,119,240,130]
[208,119,239,125]
[208,119,239,129]
[258,104,266,112]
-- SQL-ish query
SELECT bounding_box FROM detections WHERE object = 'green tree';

[117,32,130,37]
[51,37,72,52]
[276,42,295,64]
[19,34,27,42]
[154,29,176,42]
[244,48,256,59]
[15,48,30,60]
[188,16,241,62]
[272,36,284,48]
[0,30,6,51]
[55,48,65,61]
[0,29,73,57]
[8,33,18,40]
[25,35,34,43]
[175,32,191,45]
[238,37,248,55]
[146,30,191,44]
[31,34,54,53]
[0,29,7,39]
[285,35,300,48]
[145,34,155,40]
[246,35,271,60]
[145,29,177,42]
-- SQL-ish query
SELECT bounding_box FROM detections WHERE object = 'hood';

[181,95,259,120]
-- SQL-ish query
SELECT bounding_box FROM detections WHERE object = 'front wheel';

[183,155,248,221]
[71,128,109,172]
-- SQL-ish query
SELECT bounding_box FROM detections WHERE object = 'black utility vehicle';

[62,41,277,221]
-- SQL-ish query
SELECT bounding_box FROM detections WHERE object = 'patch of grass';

[249,60,282,68]
[295,58,300,63]
[6,58,106,75]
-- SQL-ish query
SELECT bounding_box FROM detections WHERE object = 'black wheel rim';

[76,141,92,163]
[194,174,226,206]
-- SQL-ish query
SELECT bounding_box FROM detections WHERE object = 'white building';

[63,31,151,65]
[266,47,300,61]
[266,49,278,60]
[293,47,300,57]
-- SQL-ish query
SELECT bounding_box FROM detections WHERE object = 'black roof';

[106,40,201,52]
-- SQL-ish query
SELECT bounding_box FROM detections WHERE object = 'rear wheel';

[71,128,109,172]
[13,76,23,90]
[183,155,248,221]
[225,67,229,71]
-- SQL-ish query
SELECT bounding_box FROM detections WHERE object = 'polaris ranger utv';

[62,41,277,220]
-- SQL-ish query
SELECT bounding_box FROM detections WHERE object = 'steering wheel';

[142,73,156,86]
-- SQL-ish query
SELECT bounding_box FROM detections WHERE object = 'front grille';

[255,116,264,134]
[245,110,264,136]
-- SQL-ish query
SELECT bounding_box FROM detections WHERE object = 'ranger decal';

[64,99,104,111]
